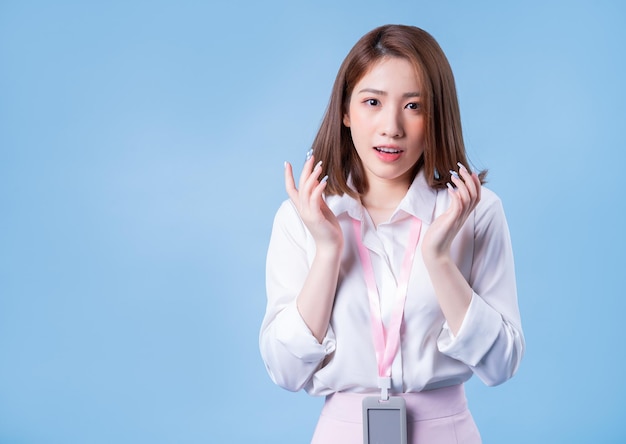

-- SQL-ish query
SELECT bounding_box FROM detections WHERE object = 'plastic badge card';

[362,396,407,444]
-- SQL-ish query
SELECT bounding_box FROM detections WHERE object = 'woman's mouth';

[374,146,403,161]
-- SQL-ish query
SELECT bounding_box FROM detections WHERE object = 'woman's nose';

[379,109,403,138]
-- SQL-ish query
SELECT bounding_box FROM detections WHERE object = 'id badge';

[362,396,407,444]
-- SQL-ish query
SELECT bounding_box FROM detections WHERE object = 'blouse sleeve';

[259,200,336,392]
[437,192,525,386]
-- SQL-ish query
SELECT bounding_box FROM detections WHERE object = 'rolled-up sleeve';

[437,193,525,386]
[259,201,336,392]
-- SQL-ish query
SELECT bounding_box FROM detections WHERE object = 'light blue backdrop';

[1,1,624,443]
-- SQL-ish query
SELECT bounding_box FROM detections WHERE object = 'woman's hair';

[312,24,486,197]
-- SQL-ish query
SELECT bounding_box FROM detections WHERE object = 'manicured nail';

[284,161,287,168]
[320,175,329,183]
[306,149,314,161]
[449,170,460,179]
[314,160,323,170]
[446,182,455,191]
[457,162,467,172]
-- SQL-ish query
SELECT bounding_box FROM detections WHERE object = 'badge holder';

[362,378,407,444]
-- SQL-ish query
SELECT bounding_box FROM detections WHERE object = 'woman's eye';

[365,99,379,106]
[406,102,421,110]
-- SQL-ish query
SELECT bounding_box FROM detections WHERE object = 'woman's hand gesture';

[284,153,343,253]
[422,163,481,262]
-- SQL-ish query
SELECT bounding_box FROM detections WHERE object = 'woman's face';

[343,57,425,189]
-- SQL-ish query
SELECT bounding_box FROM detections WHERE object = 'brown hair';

[311,24,486,197]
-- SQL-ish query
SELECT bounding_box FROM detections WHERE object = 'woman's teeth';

[375,147,400,153]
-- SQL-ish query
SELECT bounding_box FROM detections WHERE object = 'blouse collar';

[326,170,438,224]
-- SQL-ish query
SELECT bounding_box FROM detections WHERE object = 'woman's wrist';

[422,246,451,269]
[315,240,343,261]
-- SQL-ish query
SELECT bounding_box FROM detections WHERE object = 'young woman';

[260,24,524,444]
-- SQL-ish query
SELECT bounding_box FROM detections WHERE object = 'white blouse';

[259,171,524,397]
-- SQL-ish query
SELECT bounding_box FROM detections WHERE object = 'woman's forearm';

[296,244,342,343]
[423,253,472,335]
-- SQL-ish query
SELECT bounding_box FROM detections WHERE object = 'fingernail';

[320,175,329,183]
[306,149,314,161]
[284,161,287,168]
[449,170,460,179]
[446,182,456,192]
[315,160,323,170]
[457,162,467,172]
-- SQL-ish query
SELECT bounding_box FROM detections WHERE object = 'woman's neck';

[361,177,411,227]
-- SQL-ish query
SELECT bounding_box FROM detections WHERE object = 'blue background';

[1,1,624,442]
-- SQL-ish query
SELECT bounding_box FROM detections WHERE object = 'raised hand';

[284,152,343,252]
[422,162,481,261]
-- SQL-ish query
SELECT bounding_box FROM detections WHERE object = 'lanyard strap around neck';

[352,217,422,400]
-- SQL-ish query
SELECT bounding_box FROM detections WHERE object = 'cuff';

[437,292,502,367]
[275,302,336,363]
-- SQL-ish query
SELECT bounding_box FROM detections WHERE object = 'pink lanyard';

[352,217,422,400]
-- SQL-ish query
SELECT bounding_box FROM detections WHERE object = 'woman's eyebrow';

[357,88,386,95]
[357,88,421,98]
[403,91,421,98]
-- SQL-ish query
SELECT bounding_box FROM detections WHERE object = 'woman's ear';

[343,113,351,127]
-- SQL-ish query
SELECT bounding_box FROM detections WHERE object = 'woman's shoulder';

[478,185,502,208]
[474,185,509,227]
[271,199,308,237]
[273,198,300,223]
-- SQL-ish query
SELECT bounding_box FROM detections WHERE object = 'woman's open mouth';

[374,146,403,161]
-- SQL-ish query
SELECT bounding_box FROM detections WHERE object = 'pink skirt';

[311,384,481,444]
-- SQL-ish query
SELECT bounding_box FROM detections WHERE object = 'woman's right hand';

[284,154,343,252]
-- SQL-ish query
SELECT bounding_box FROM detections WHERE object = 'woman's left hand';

[422,163,481,261]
